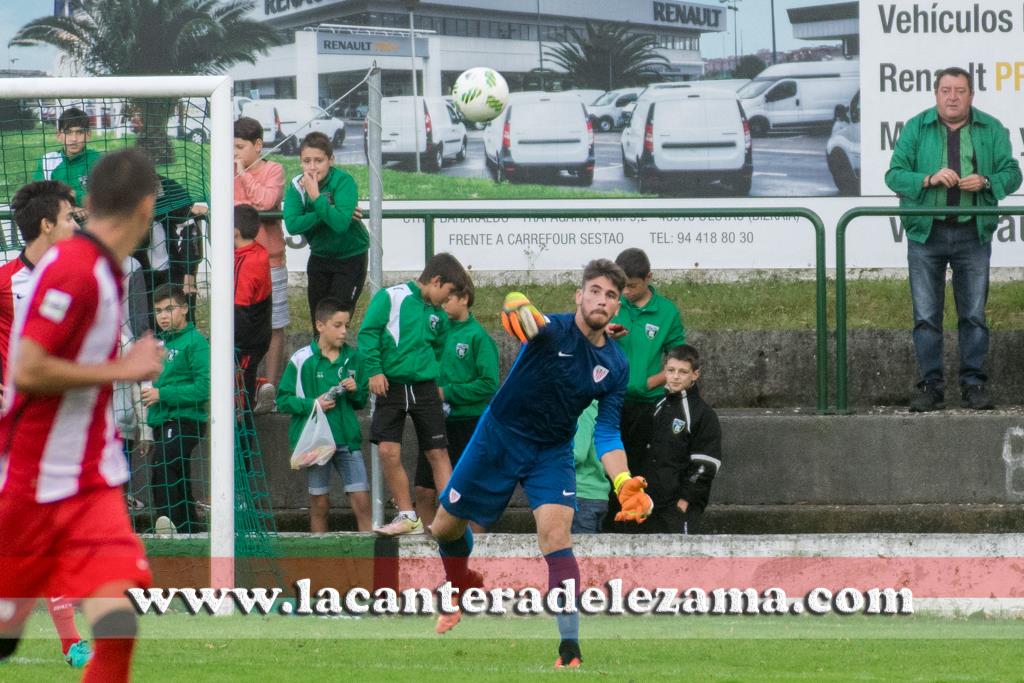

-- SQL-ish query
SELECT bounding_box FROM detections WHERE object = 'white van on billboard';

[738,59,859,136]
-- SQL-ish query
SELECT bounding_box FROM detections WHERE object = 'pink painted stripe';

[391,557,1024,598]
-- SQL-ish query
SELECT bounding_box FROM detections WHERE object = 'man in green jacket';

[358,253,468,536]
[571,401,610,534]
[413,276,499,528]
[610,248,686,470]
[33,107,102,208]
[885,66,1022,412]
[141,284,210,534]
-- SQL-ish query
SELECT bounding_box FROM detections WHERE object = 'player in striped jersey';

[0,151,166,682]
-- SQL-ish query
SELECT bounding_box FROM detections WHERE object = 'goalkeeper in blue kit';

[430,259,653,669]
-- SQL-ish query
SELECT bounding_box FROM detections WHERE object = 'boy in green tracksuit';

[277,297,371,532]
[413,276,499,527]
[282,131,369,327]
[141,284,210,534]
[611,248,686,473]
[571,401,611,534]
[34,107,103,208]
[357,252,468,536]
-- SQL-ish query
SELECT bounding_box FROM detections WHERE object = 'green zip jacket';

[611,286,687,403]
[146,323,210,426]
[277,342,368,453]
[33,148,103,206]
[438,314,499,419]
[884,106,1022,244]
[282,166,369,260]
[573,401,611,501]
[357,281,448,384]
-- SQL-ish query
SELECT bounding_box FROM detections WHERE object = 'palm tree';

[543,21,669,91]
[11,0,287,162]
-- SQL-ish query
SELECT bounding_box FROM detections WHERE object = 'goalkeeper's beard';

[581,309,610,332]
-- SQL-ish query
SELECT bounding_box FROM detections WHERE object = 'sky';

[0,0,841,74]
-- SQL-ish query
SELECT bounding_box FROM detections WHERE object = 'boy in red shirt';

[234,204,272,454]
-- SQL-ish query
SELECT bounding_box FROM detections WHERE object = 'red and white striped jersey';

[0,233,126,503]
[0,253,33,382]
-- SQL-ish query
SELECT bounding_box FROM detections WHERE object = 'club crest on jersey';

[645,323,660,340]
[456,342,468,359]
[672,418,686,434]
[593,365,609,383]
[429,314,440,331]
[449,488,461,503]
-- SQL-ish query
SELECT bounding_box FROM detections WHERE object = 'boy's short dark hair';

[935,66,973,93]
[452,275,476,308]
[615,248,651,280]
[665,344,701,371]
[419,252,468,291]
[299,131,333,158]
[10,181,76,243]
[234,204,260,240]
[234,116,264,143]
[153,283,187,307]
[58,107,90,132]
[315,296,351,323]
[87,149,158,218]
[581,258,626,294]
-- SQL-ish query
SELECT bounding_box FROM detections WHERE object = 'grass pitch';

[4,611,1023,681]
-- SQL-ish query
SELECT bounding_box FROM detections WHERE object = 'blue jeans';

[571,498,608,534]
[907,223,991,389]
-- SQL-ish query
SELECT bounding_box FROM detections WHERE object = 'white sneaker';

[253,383,276,415]
[154,515,177,535]
[374,513,424,536]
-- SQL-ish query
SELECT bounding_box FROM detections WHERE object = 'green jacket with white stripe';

[277,342,367,452]
[356,280,448,384]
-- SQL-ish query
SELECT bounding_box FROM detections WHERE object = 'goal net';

[0,76,272,589]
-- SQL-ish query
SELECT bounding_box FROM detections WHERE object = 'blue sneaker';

[65,640,92,668]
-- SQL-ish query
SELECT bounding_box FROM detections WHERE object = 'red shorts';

[0,486,152,602]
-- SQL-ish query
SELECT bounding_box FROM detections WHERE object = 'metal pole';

[367,65,385,528]
[770,0,777,65]
[536,0,544,90]
[409,9,421,173]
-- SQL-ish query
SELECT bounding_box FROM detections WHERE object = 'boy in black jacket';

[633,344,722,535]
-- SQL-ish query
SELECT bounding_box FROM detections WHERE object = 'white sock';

[400,510,418,521]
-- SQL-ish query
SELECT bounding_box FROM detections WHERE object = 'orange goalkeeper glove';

[613,473,653,523]
[501,291,546,343]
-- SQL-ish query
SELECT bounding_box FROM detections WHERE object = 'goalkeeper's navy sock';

[545,548,580,642]
[438,526,474,588]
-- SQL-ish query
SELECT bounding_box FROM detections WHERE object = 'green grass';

[269,155,643,200]
[279,278,1024,337]
[5,611,1024,681]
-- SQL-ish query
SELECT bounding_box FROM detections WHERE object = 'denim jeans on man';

[571,498,608,534]
[907,219,990,389]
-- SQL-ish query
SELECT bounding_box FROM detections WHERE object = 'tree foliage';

[543,21,669,90]
[734,55,767,80]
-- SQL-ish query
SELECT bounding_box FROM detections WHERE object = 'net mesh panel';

[0,96,278,585]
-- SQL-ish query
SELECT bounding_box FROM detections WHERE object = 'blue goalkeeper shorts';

[439,411,576,528]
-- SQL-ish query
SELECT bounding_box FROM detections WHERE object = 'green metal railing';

[835,206,1024,412]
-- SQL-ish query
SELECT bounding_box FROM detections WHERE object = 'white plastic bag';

[289,402,336,470]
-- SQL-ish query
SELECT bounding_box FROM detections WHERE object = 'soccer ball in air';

[451,67,509,123]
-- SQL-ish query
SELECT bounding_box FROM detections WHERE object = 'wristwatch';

[983,176,992,190]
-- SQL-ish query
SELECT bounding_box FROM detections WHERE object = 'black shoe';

[555,639,582,669]
[909,384,944,412]
[961,384,994,410]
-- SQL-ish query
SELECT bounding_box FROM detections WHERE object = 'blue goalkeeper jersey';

[488,312,627,456]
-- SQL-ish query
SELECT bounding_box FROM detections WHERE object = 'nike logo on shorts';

[562,490,574,497]
[558,351,573,357]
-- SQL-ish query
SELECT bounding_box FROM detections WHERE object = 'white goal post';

[0,76,237,590]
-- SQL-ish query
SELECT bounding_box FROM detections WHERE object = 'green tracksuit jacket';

[277,342,368,453]
[146,322,210,426]
[438,314,499,419]
[282,166,368,260]
[33,148,103,206]
[357,281,448,384]
[611,285,687,403]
